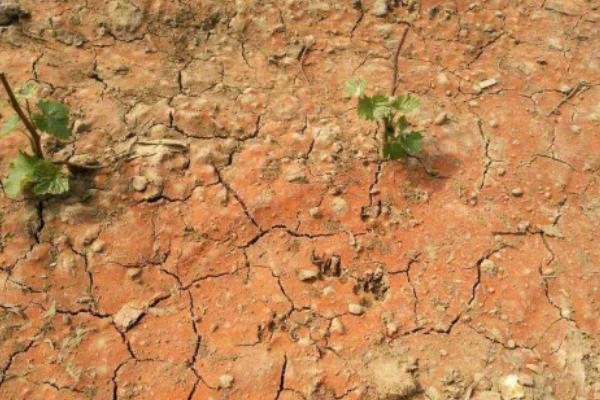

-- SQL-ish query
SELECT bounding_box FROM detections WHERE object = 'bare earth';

[1,0,600,399]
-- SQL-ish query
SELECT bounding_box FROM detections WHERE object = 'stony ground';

[1,0,599,399]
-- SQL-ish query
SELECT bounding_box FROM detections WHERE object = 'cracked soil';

[1,0,600,399]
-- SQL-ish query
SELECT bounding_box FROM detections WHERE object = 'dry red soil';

[1,0,600,399]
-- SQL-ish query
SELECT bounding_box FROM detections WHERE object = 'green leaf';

[358,95,394,121]
[401,131,423,155]
[389,94,420,114]
[32,162,69,196]
[31,100,71,140]
[0,114,19,138]
[16,81,37,100]
[357,97,376,120]
[4,152,37,198]
[3,151,69,198]
[383,142,408,160]
[345,78,367,98]
[396,115,409,133]
[372,95,393,121]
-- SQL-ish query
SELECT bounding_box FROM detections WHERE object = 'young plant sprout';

[346,78,423,161]
[0,73,71,198]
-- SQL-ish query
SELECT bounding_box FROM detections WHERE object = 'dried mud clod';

[0,0,27,26]
[363,350,420,400]
[310,251,342,278]
[354,265,389,301]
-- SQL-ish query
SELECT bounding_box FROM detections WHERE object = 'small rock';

[0,0,27,26]
[113,302,146,330]
[480,259,497,276]
[497,167,506,176]
[107,0,143,40]
[348,303,365,315]
[385,322,399,336]
[131,176,148,192]
[479,78,498,89]
[331,197,348,214]
[472,391,502,400]
[489,119,499,128]
[517,220,530,232]
[570,124,581,134]
[372,0,389,16]
[126,268,142,281]
[217,187,228,206]
[433,112,447,125]
[559,84,571,94]
[506,339,516,349]
[560,307,571,319]
[90,240,105,253]
[511,187,524,197]
[539,224,564,238]
[297,269,319,282]
[330,318,345,334]
[437,73,449,85]
[425,387,441,400]
[218,374,234,389]
[499,374,525,400]
[285,166,308,183]
[309,207,322,218]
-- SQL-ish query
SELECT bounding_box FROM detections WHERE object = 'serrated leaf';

[31,100,71,140]
[4,151,37,198]
[383,142,408,160]
[345,78,367,98]
[401,131,423,155]
[372,96,393,121]
[389,94,420,114]
[16,81,37,100]
[358,95,395,121]
[357,97,376,120]
[0,114,19,138]
[3,152,69,198]
[32,163,69,196]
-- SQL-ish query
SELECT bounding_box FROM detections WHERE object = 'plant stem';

[0,73,44,159]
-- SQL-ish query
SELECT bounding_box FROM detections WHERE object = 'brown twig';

[391,25,410,96]
[298,46,311,84]
[0,73,44,158]
[547,81,590,117]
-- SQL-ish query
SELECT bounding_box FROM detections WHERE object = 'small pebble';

[479,78,498,89]
[309,207,322,218]
[385,322,398,336]
[511,187,524,197]
[371,0,389,16]
[497,167,506,176]
[91,240,105,253]
[297,269,319,281]
[330,318,345,334]
[434,112,447,125]
[219,374,234,389]
[131,176,148,192]
[126,268,142,280]
[348,303,365,315]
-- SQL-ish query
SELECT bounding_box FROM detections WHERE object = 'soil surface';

[1,0,600,399]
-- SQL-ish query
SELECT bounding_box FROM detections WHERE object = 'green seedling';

[0,74,71,198]
[346,78,423,160]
